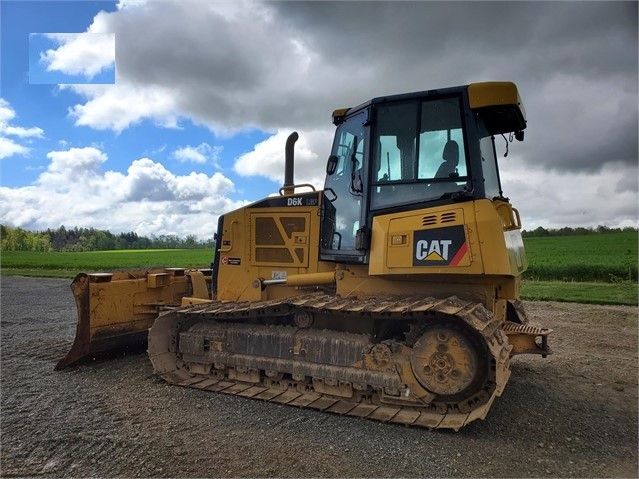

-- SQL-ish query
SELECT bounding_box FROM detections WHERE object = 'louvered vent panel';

[440,212,457,223]
[422,215,438,226]
[422,211,457,226]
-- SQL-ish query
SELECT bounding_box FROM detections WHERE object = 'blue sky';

[0,1,637,239]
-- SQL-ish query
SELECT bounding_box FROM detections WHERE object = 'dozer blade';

[55,268,195,370]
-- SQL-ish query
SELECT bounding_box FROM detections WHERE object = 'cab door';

[320,110,368,263]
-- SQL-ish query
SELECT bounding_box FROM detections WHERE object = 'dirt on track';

[1,276,637,478]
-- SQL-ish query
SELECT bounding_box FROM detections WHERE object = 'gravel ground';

[1,276,637,478]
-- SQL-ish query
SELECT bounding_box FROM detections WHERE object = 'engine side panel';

[215,191,331,302]
[368,198,526,277]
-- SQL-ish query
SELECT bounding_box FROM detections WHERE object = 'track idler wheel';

[410,324,486,401]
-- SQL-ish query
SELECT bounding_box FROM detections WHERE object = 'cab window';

[372,97,469,209]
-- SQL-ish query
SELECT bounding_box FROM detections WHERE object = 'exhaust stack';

[283,131,299,195]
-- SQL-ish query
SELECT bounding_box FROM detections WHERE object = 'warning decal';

[221,256,241,266]
[413,225,467,267]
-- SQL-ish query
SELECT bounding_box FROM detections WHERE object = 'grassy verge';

[0,249,212,272]
[521,280,637,306]
[1,268,79,279]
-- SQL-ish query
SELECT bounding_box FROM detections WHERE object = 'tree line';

[0,225,215,252]
[521,225,637,238]
[1,224,636,252]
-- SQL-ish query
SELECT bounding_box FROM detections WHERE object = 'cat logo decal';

[413,225,467,266]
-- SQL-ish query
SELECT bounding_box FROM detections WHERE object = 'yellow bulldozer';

[57,81,551,430]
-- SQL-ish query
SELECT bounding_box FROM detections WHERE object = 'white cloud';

[171,142,222,165]
[116,158,231,202]
[501,161,639,230]
[233,129,330,190]
[116,0,147,10]
[0,98,44,159]
[0,137,29,159]
[0,99,16,124]
[3,126,44,138]
[55,0,331,134]
[38,33,115,80]
[0,146,246,239]
[61,84,180,133]
[46,146,106,172]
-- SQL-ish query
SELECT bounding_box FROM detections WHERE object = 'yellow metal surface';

[503,322,553,356]
[148,273,169,288]
[390,344,436,403]
[474,200,528,276]
[86,269,188,329]
[467,81,526,119]
[285,271,336,287]
[187,270,209,299]
[410,326,479,396]
[250,212,310,267]
[334,264,498,311]
[181,297,214,306]
[369,199,525,277]
[56,268,191,369]
[215,195,328,302]
[215,207,259,301]
[332,107,350,125]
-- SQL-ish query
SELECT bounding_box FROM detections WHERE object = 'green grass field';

[0,249,214,273]
[521,280,637,306]
[2,232,637,306]
[524,231,637,283]
[520,231,638,305]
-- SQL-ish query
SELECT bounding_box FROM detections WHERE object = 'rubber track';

[148,293,513,431]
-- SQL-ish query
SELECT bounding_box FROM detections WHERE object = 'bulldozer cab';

[320,82,526,264]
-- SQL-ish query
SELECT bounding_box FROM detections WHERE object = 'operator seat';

[435,140,459,178]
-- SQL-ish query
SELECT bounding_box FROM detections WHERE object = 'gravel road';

[1,276,637,478]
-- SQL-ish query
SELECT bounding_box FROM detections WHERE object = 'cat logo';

[413,225,468,266]
[415,239,453,261]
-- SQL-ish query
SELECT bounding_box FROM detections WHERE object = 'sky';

[0,0,637,241]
